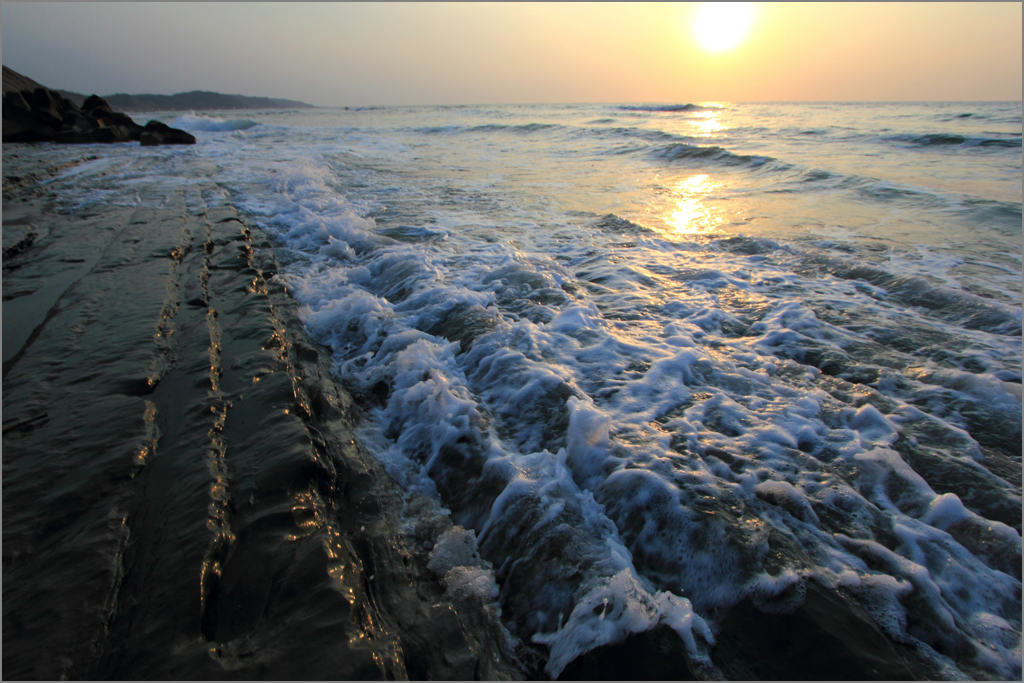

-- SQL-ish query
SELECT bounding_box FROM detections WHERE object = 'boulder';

[2,84,74,141]
[139,120,196,146]
[81,94,113,115]
[25,87,71,128]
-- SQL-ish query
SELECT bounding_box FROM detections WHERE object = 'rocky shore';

[2,147,530,679]
[2,66,194,145]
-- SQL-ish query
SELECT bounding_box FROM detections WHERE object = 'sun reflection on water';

[690,108,725,135]
[666,173,723,236]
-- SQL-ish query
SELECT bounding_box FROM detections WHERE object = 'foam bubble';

[428,525,485,575]
[923,492,971,529]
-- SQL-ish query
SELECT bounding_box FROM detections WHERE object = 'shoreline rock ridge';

[2,66,195,145]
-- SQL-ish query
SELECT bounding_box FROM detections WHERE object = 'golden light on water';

[693,2,755,53]
[691,108,725,135]
[666,173,723,236]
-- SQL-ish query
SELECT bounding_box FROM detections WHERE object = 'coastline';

[1,146,528,679]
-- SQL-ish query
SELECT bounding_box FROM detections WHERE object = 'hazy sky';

[2,2,1020,105]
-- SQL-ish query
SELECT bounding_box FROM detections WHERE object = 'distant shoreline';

[56,88,316,112]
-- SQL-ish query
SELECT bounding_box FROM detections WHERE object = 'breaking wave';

[887,132,1022,149]
[619,103,722,113]
[170,114,260,132]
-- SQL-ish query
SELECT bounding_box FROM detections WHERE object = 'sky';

[1,2,1020,106]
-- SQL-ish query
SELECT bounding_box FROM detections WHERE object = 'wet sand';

[2,147,528,679]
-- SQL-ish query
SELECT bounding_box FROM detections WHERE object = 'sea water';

[49,102,1024,678]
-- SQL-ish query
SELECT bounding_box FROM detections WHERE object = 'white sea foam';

[169,113,259,132]
[533,568,714,678]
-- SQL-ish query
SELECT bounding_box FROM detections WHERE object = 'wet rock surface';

[1,150,527,680]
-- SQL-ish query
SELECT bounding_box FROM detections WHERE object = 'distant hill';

[2,67,313,111]
[5,76,313,112]
[100,90,316,111]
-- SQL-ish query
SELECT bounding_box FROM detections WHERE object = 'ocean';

[6,101,1022,679]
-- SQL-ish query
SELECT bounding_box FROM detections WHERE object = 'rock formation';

[139,120,198,146]
[2,66,194,145]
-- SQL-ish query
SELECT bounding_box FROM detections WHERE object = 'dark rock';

[2,76,72,142]
[139,120,196,146]
[711,579,937,680]
[556,625,697,680]
[2,92,53,142]
[25,87,70,128]
[2,66,189,146]
[79,95,144,140]
[59,109,93,133]
[80,94,113,115]
[52,126,123,144]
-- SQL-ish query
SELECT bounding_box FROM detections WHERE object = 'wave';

[591,213,654,235]
[170,114,260,132]
[961,197,1024,231]
[935,111,1006,122]
[595,126,688,144]
[887,132,1021,149]
[799,168,838,183]
[412,124,462,135]
[471,122,558,134]
[847,179,1022,230]
[412,122,560,136]
[619,103,721,113]
[652,142,777,169]
[586,124,1021,232]
[807,256,1022,335]
[771,166,1023,231]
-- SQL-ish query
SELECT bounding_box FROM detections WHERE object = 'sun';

[693,2,755,53]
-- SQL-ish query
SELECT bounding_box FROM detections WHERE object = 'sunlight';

[693,3,755,53]
[666,173,722,236]
[691,108,725,135]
